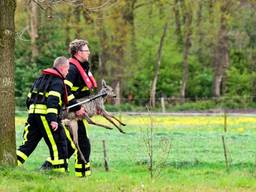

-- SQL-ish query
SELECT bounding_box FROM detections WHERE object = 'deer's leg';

[101,110,126,126]
[109,114,126,126]
[68,120,86,163]
[68,120,78,138]
[83,114,113,130]
[75,142,87,164]
[101,111,125,134]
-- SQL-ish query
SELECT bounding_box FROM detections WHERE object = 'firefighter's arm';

[64,65,77,94]
[75,107,86,117]
[65,85,86,117]
[64,65,81,112]
[67,88,86,117]
[46,78,64,126]
[50,121,58,131]
[66,89,81,112]
[26,92,32,110]
[26,84,35,109]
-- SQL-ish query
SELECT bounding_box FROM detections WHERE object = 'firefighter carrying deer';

[40,39,125,177]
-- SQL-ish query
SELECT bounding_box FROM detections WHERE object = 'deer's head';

[100,80,116,98]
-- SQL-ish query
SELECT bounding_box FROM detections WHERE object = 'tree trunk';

[208,0,214,24]
[196,1,204,63]
[74,5,81,38]
[30,0,39,62]
[0,0,16,166]
[123,0,137,63]
[108,0,131,104]
[97,0,108,81]
[212,2,230,97]
[115,81,121,105]
[250,50,256,102]
[180,5,192,101]
[249,8,256,101]
[150,22,168,107]
[173,0,183,46]
[65,7,72,46]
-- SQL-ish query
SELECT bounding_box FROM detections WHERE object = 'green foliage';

[225,66,252,96]
[14,1,256,108]
[187,69,213,97]
[15,43,39,106]
[105,103,145,112]
[170,100,216,111]
[219,95,253,109]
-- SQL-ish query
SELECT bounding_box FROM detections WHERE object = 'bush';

[170,100,216,112]
[105,103,145,112]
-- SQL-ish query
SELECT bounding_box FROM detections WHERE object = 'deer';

[62,80,126,162]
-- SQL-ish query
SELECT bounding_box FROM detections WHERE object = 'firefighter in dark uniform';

[16,56,84,172]
[41,39,96,177]
[64,39,97,177]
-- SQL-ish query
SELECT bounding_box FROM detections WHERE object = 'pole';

[222,110,229,171]
[102,140,109,171]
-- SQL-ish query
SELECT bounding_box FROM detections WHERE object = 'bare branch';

[15,26,30,41]
[89,0,121,12]
[31,0,46,10]
[86,0,114,11]
[16,26,31,42]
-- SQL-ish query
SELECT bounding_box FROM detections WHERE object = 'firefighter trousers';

[42,119,91,176]
[64,119,91,177]
[17,114,68,172]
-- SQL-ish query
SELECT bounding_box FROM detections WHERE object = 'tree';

[29,0,39,62]
[0,0,16,166]
[96,0,109,83]
[101,0,131,104]
[180,0,193,101]
[150,22,168,107]
[212,0,233,97]
[173,0,183,47]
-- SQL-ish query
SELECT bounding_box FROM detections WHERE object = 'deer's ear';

[102,79,106,87]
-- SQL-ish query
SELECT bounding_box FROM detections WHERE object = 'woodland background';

[1,1,256,190]
[15,0,256,110]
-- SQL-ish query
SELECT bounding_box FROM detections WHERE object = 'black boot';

[40,160,53,171]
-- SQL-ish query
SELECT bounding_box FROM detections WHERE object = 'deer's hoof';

[119,129,126,134]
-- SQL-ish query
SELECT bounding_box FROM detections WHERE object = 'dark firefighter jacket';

[26,68,77,123]
[64,57,95,99]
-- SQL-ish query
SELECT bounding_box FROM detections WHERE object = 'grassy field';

[1,113,256,191]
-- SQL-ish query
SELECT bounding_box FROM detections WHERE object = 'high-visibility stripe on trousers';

[17,114,68,172]
[73,119,91,177]
[42,119,91,176]
[75,162,91,177]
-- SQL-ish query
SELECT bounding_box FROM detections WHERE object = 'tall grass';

[2,113,256,191]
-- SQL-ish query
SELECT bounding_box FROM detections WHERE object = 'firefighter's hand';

[75,107,86,117]
[50,121,58,131]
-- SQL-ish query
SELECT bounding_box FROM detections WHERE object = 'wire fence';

[15,96,256,174]
[16,95,256,113]
[98,95,256,113]
[83,112,256,173]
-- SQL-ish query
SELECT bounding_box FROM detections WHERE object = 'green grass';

[1,114,256,191]
[1,164,256,192]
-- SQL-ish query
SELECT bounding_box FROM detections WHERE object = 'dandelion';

[237,127,245,133]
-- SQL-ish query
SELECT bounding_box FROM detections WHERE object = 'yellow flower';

[237,127,245,133]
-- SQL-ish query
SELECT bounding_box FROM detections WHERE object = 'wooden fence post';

[161,97,166,113]
[102,140,109,171]
[222,111,229,171]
